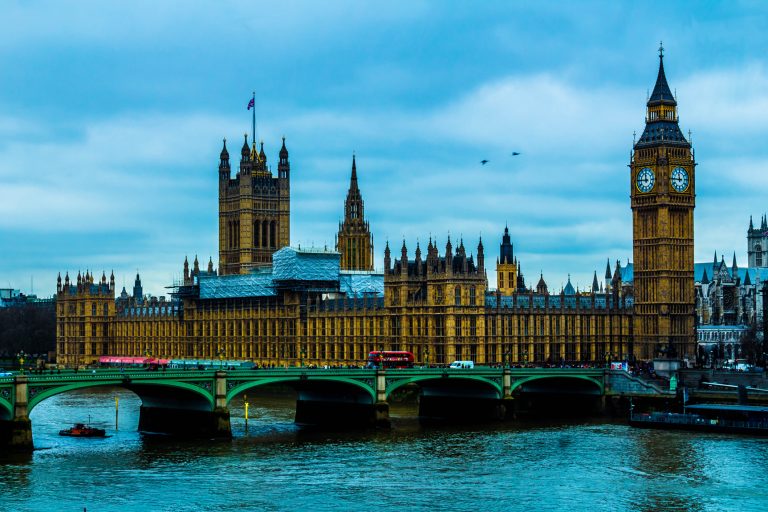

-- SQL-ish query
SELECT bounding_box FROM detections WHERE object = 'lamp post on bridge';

[300,346,307,368]
[17,350,27,375]
[216,346,224,370]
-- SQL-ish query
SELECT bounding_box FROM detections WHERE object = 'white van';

[449,360,474,369]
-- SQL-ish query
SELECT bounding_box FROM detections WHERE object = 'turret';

[536,273,548,295]
[240,133,250,163]
[110,270,115,290]
[278,137,290,179]
[183,256,189,280]
[57,272,62,292]
[400,240,408,276]
[592,271,599,293]
[384,241,391,272]
[219,138,230,180]
[133,273,143,302]
[415,242,422,275]
[477,237,484,272]
[445,236,453,272]
[208,257,214,274]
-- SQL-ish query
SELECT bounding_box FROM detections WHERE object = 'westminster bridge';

[0,367,674,451]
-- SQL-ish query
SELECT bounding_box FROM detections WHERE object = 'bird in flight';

[511,152,521,156]
[480,159,489,165]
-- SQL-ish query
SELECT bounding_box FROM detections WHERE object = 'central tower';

[336,154,374,271]
[218,136,291,275]
[630,46,696,360]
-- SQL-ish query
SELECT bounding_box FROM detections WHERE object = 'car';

[449,360,474,369]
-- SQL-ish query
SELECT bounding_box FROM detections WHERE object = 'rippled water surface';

[2,388,768,512]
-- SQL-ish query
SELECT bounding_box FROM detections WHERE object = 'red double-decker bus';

[366,351,414,369]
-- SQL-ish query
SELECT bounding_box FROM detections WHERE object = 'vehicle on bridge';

[449,361,475,369]
[366,351,414,369]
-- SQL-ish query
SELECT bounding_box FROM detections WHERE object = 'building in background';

[57,50,706,367]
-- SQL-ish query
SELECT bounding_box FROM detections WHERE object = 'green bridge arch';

[226,376,376,404]
[385,374,503,399]
[0,396,12,420]
[510,374,604,394]
[27,379,215,413]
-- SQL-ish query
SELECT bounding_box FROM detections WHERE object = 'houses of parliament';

[55,49,697,367]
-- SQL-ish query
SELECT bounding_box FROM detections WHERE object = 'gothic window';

[103,303,108,316]
[455,286,462,306]
[470,286,476,305]
[262,220,268,248]
[756,244,763,266]
[270,220,276,248]
[499,273,505,289]
[91,303,96,316]
[435,286,443,304]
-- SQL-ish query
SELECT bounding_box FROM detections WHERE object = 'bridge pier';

[137,371,231,438]
[0,376,33,452]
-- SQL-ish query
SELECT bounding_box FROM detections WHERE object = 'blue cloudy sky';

[2,1,768,297]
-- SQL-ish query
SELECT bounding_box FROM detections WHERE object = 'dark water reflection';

[1,388,767,512]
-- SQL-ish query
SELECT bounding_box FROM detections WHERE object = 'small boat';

[59,422,107,437]
[630,404,768,435]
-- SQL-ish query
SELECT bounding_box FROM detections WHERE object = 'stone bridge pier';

[0,376,33,452]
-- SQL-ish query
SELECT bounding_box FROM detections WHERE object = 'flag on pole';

[247,98,255,110]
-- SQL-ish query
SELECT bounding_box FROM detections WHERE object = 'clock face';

[636,167,655,193]
[670,166,689,192]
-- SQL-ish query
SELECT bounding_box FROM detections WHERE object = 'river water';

[1,387,767,512]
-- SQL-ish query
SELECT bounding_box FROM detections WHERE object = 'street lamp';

[300,346,307,368]
[17,350,27,375]
[523,349,529,367]
[424,347,430,368]
[504,350,511,369]
[216,346,224,369]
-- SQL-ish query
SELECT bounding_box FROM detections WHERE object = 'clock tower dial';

[630,45,696,361]
[636,167,655,193]
[670,166,689,192]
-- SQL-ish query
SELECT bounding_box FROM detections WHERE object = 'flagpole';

[252,91,256,148]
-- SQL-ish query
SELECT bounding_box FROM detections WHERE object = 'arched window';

[756,244,763,267]
[91,303,96,316]
[103,303,108,316]
[455,286,462,306]
[469,286,476,305]
[270,220,276,248]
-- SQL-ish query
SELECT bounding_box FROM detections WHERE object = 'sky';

[2,1,768,297]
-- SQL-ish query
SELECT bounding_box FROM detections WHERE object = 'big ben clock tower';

[631,44,696,360]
